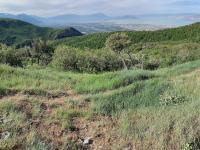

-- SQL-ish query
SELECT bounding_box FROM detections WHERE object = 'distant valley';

[60,23,168,34]
[1,13,200,33]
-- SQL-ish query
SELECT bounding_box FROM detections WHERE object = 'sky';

[0,0,199,16]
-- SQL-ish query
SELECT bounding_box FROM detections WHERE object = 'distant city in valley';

[0,13,199,33]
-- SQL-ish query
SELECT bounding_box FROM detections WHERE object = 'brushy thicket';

[0,44,28,67]
[2,22,200,73]
[2,41,200,73]
[51,42,200,72]
[52,46,124,72]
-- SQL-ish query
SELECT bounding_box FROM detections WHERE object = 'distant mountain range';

[0,13,42,25]
[1,13,200,33]
[0,13,137,27]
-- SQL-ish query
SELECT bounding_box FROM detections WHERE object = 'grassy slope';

[55,22,200,49]
[1,60,200,149]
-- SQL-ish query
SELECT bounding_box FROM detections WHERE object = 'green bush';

[52,46,78,70]
[52,46,123,72]
[0,44,28,67]
[159,92,186,106]
[184,138,200,150]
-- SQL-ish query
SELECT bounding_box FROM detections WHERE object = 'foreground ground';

[1,61,200,149]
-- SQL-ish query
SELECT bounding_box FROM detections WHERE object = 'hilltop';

[0,18,83,45]
[56,22,200,49]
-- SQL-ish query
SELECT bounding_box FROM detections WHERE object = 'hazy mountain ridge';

[0,18,83,45]
[1,13,200,25]
[0,13,137,26]
[0,13,170,33]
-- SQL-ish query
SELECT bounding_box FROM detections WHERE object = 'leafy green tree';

[52,46,78,70]
[106,33,131,69]
[0,44,27,66]
[31,39,54,65]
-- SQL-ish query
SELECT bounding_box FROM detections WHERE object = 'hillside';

[2,17,200,149]
[0,18,83,45]
[56,22,200,49]
[1,60,200,149]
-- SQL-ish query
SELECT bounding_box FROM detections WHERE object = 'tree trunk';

[37,56,40,64]
[120,56,128,70]
[128,53,134,67]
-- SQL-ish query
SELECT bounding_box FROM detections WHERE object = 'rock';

[40,103,48,110]
[3,118,12,124]
[69,126,79,132]
[78,138,84,144]
[0,117,3,123]
[0,115,12,124]
[67,134,79,141]
[95,133,102,138]
[0,131,11,140]
[124,143,132,150]
[83,137,93,145]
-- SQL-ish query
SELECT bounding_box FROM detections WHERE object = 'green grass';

[90,78,169,116]
[119,100,200,149]
[74,69,155,94]
[1,59,200,149]
[0,96,81,149]
[48,108,83,130]
[115,60,200,149]
[0,65,79,97]
[156,59,200,76]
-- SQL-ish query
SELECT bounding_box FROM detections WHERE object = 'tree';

[106,33,131,69]
[31,39,54,65]
[125,43,145,69]
[0,44,27,66]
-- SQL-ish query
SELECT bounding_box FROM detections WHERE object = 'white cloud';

[0,0,199,16]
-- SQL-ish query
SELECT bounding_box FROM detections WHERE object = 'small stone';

[124,143,132,150]
[0,131,11,140]
[67,134,79,141]
[83,137,93,145]
[78,138,84,144]
[69,126,79,132]
[95,133,102,138]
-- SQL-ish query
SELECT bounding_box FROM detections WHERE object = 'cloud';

[171,0,200,6]
[0,0,199,16]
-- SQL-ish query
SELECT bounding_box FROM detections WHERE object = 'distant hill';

[55,22,200,49]
[0,13,172,33]
[0,13,137,27]
[0,13,136,25]
[0,13,42,25]
[0,18,83,45]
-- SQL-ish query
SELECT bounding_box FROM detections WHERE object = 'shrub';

[106,33,131,69]
[52,46,77,70]
[52,46,123,72]
[159,92,186,106]
[0,44,28,67]
[184,138,200,150]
